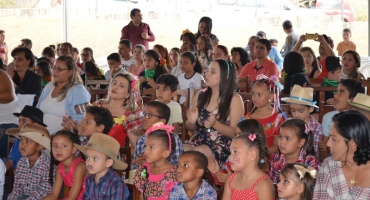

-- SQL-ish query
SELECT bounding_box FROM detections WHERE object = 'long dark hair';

[36,61,51,77]
[84,61,99,76]
[197,60,236,123]
[231,47,250,67]
[299,47,319,72]
[195,16,213,38]
[82,47,95,63]
[234,133,266,170]
[343,50,361,79]
[181,51,202,74]
[180,31,197,46]
[153,44,170,67]
[144,50,167,76]
[197,35,212,62]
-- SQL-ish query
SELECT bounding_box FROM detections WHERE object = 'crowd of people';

[0,6,369,200]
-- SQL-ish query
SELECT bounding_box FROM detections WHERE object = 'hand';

[208,158,220,174]
[146,78,155,87]
[326,98,334,105]
[299,34,307,42]
[186,108,198,124]
[315,34,326,43]
[204,113,216,129]
[216,167,232,183]
[132,154,146,165]
[141,32,148,39]
[139,76,146,84]
[61,115,78,131]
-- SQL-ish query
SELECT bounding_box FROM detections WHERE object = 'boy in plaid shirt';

[6,123,52,200]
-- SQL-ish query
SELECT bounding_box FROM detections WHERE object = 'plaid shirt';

[308,115,323,157]
[83,167,128,200]
[313,157,370,199]
[169,179,217,200]
[270,149,319,184]
[132,132,184,169]
[8,151,52,200]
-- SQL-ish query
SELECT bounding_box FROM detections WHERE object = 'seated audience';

[282,51,311,94]
[105,53,126,82]
[127,44,146,77]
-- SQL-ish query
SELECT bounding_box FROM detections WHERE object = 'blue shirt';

[169,179,217,200]
[83,168,128,200]
[132,132,184,169]
[8,139,22,169]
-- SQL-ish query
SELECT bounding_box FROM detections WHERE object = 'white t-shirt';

[104,68,127,82]
[39,90,66,135]
[121,57,135,70]
[0,97,19,124]
[0,159,4,199]
[178,72,204,104]
[167,101,183,126]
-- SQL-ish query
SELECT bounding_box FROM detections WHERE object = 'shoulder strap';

[251,175,269,189]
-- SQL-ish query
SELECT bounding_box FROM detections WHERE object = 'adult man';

[238,39,279,86]
[21,38,38,60]
[256,31,283,70]
[118,39,135,70]
[280,20,300,57]
[121,8,155,51]
[59,42,73,56]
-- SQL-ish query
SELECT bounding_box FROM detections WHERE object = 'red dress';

[59,157,86,200]
[228,173,269,200]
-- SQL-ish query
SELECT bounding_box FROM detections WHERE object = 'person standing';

[280,20,300,57]
[121,8,155,52]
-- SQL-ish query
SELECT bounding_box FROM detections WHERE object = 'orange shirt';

[336,41,356,56]
[239,59,279,81]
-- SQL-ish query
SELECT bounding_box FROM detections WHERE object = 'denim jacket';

[36,82,91,123]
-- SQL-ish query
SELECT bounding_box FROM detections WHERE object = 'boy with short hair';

[281,85,322,157]
[75,133,128,199]
[132,101,184,169]
[320,79,364,160]
[337,28,356,56]
[170,151,217,199]
[321,56,342,104]
[156,74,183,133]
[105,52,127,81]
[6,123,52,199]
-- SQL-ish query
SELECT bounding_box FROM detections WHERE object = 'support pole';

[62,0,70,42]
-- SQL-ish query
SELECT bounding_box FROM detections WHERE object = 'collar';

[95,167,116,184]
[179,180,207,198]
[26,151,46,169]
[279,148,307,163]
[129,21,143,27]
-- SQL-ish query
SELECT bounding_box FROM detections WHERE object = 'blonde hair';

[53,55,83,101]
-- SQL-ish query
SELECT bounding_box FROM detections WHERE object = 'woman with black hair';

[314,110,370,199]
[194,17,219,48]
[231,47,250,75]
[35,61,51,88]
[81,61,106,88]
[282,51,311,94]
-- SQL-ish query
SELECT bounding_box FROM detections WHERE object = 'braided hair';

[234,133,266,169]
[49,130,81,186]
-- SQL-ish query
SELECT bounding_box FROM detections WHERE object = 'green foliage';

[352,0,368,21]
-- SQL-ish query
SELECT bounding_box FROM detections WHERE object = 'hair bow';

[131,79,138,92]
[182,29,191,35]
[304,124,312,134]
[294,165,317,179]
[256,74,269,81]
[270,75,284,91]
[145,122,174,153]
[160,58,167,68]
[248,134,256,141]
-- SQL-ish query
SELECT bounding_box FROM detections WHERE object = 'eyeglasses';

[51,66,69,72]
[142,112,161,119]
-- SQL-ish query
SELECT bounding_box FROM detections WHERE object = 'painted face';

[212,47,227,60]
[143,55,157,70]
[18,116,34,129]
[81,49,92,63]
[327,123,352,161]
[133,47,144,60]
[144,136,169,163]
[251,83,271,108]
[19,136,42,157]
[333,84,352,111]
[231,51,241,64]
[300,50,314,68]
[180,56,194,73]
[79,113,102,137]
[141,106,162,131]
[278,127,304,156]
[254,42,269,59]
[60,44,71,56]
[198,22,208,35]
[118,43,131,58]
[85,149,112,176]
[109,76,130,101]
[341,53,357,71]
[51,135,76,162]
[204,61,221,88]
[52,60,72,84]
[290,104,312,123]
[248,37,257,55]
[170,49,180,64]
[196,37,206,52]
[228,139,251,171]
[13,52,30,72]
[176,154,202,183]
[156,84,174,104]
[277,171,304,199]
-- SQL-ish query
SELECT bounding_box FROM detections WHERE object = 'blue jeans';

[0,123,18,159]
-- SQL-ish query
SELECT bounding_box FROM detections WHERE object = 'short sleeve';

[168,102,183,125]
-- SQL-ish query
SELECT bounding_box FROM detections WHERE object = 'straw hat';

[74,133,128,170]
[281,85,318,108]
[6,123,51,151]
[349,93,370,112]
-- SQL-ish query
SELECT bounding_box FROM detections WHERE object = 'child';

[5,105,47,171]
[196,35,212,74]
[277,163,316,200]
[139,49,167,91]
[178,51,204,104]
[320,79,364,160]
[134,123,178,199]
[222,133,275,199]
[105,52,126,81]
[180,43,196,55]
[321,56,341,104]
[336,28,356,56]
[74,133,129,199]
[245,74,286,154]
[132,101,184,169]
[281,85,322,157]
[78,106,114,147]
[269,39,278,47]
[341,50,364,79]
[208,119,271,186]
[6,123,52,199]
[270,119,319,184]
[170,151,217,199]
[349,93,370,121]
[282,52,311,94]
[44,130,87,200]
[156,74,183,133]
[180,29,197,46]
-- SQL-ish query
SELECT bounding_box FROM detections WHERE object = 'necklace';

[350,165,361,185]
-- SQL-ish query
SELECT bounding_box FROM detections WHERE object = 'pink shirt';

[121,22,155,51]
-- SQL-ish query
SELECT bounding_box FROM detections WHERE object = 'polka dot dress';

[228,173,269,200]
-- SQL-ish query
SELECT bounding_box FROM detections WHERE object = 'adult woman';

[299,47,321,78]
[81,61,105,86]
[78,47,95,72]
[72,47,80,65]
[282,51,311,94]
[127,44,146,77]
[41,46,56,66]
[0,30,8,64]
[153,44,171,71]
[231,47,250,75]
[93,73,142,148]
[194,17,219,48]
[35,61,52,88]
[10,47,42,106]
[37,55,90,134]
[185,60,244,166]
[212,45,230,60]
[313,110,370,199]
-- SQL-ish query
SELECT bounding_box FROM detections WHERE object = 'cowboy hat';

[74,133,128,170]
[13,105,47,127]
[6,123,51,151]
[281,85,318,108]
[349,93,370,112]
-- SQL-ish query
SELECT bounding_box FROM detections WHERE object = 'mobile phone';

[305,33,317,40]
